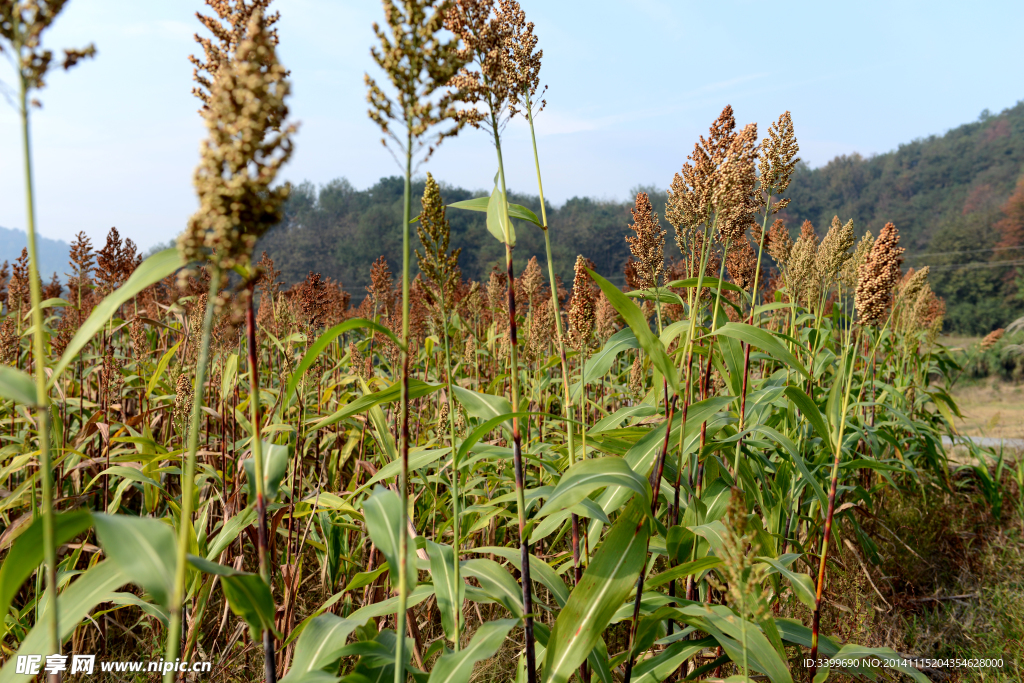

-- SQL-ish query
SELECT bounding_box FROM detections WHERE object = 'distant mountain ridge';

[0,226,70,281]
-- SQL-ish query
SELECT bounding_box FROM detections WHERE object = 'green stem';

[491,106,537,683]
[526,101,581,584]
[438,290,462,651]
[17,69,59,669]
[164,266,221,683]
[394,127,414,683]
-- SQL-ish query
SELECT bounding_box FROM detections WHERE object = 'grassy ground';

[949,379,1024,440]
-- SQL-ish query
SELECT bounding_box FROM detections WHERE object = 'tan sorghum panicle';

[367,0,472,161]
[766,219,792,266]
[528,298,552,360]
[911,283,937,335]
[349,342,365,379]
[180,9,296,272]
[841,230,874,289]
[299,271,329,333]
[758,111,800,214]
[368,256,395,318]
[190,0,282,111]
[463,336,475,365]
[363,355,374,381]
[898,266,930,307]
[101,350,124,404]
[815,215,855,283]
[666,106,738,236]
[487,267,507,317]
[497,0,545,119]
[855,222,905,326]
[417,173,461,304]
[625,192,666,290]
[595,292,618,342]
[131,318,147,358]
[713,122,759,245]
[438,398,450,427]
[712,491,770,622]
[629,353,644,398]
[173,373,194,436]
[519,256,543,309]
[0,317,17,365]
[726,238,758,291]
[980,328,1004,350]
[7,249,29,314]
[787,221,819,307]
[568,255,595,352]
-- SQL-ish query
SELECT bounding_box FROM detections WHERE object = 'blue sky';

[1,0,1022,250]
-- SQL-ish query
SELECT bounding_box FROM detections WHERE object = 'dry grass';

[949,378,1024,440]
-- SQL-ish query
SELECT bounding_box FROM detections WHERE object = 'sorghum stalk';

[524,99,580,581]
[393,124,414,683]
[808,326,860,680]
[246,284,277,682]
[16,63,60,673]
[165,266,222,683]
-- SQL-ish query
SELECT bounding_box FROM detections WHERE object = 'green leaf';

[448,196,542,227]
[545,498,649,683]
[243,441,291,502]
[756,557,816,611]
[646,556,723,589]
[461,558,523,616]
[0,365,37,405]
[280,614,360,683]
[0,510,93,641]
[712,322,809,379]
[285,318,399,406]
[784,387,830,445]
[536,457,652,519]
[681,604,793,683]
[631,637,718,683]
[50,248,183,388]
[588,269,678,393]
[486,185,515,245]
[0,561,125,683]
[426,541,464,643]
[362,486,417,593]
[571,328,640,400]
[188,555,276,639]
[92,513,176,608]
[427,619,518,683]
[147,339,181,398]
[453,385,513,430]
[473,545,570,608]
[310,378,442,431]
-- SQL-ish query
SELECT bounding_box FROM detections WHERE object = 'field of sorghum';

[0,1,1016,682]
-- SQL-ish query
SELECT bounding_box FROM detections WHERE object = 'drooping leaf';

[280,613,360,683]
[310,378,442,431]
[0,563,125,683]
[0,366,37,406]
[588,269,678,393]
[242,440,291,503]
[756,557,816,611]
[426,541,464,643]
[545,498,649,683]
[0,510,93,641]
[362,486,417,593]
[713,322,809,379]
[188,555,276,639]
[427,618,518,683]
[536,457,652,520]
[92,513,176,608]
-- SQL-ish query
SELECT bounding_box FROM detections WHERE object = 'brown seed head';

[367,0,472,163]
[368,256,395,318]
[841,230,874,289]
[496,0,545,119]
[713,122,759,244]
[766,219,792,266]
[180,9,296,272]
[568,255,595,352]
[757,111,800,213]
[980,327,1004,350]
[815,215,855,283]
[625,192,665,290]
[787,221,819,307]
[726,238,758,291]
[0,317,17,365]
[0,0,95,93]
[854,222,905,326]
[416,173,461,303]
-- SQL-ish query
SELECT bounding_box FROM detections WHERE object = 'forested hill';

[256,100,1024,334]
